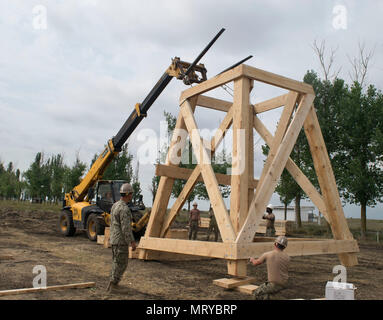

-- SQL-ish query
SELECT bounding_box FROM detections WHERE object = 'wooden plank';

[97,235,105,245]
[196,95,232,112]
[304,107,358,267]
[139,237,359,260]
[242,64,315,94]
[228,77,252,277]
[138,237,359,260]
[200,217,210,229]
[230,77,251,234]
[253,93,289,114]
[237,93,315,243]
[156,164,258,189]
[138,250,212,261]
[213,277,256,289]
[253,115,329,221]
[138,237,234,259]
[235,239,359,260]
[181,99,236,242]
[104,227,110,248]
[180,66,243,102]
[236,284,259,294]
[248,81,255,212]
[0,282,95,297]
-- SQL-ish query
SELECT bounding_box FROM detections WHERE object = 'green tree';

[335,83,383,238]
[64,156,87,192]
[24,152,51,200]
[275,169,296,220]
[47,154,66,202]
[96,144,134,182]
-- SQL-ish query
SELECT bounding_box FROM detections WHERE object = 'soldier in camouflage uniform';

[249,236,290,300]
[106,183,137,294]
[206,206,219,242]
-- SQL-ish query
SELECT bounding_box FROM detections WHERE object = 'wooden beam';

[159,103,236,237]
[304,106,358,267]
[248,80,255,212]
[0,282,95,297]
[255,91,299,203]
[236,239,359,259]
[253,93,289,114]
[230,77,252,233]
[252,115,329,222]
[181,99,236,242]
[180,66,243,101]
[242,64,315,94]
[213,277,256,289]
[237,93,315,243]
[138,237,234,259]
[138,237,359,260]
[156,164,258,189]
[236,284,259,294]
[196,95,232,112]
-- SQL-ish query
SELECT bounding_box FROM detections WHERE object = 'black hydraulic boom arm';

[112,28,226,151]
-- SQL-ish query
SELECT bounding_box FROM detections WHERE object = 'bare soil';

[0,205,382,300]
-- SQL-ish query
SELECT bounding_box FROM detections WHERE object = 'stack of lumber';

[200,217,210,229]
[256,220,293,236]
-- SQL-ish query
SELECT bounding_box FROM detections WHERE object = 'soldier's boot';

[106,281,130,294]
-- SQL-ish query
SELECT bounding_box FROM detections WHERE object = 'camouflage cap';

[275,235,288,248]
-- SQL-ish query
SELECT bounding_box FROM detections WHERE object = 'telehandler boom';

[59,28,233,241]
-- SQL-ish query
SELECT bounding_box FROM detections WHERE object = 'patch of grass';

[0,199,61,213]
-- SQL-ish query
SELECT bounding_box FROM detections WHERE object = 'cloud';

[0,1,382,214]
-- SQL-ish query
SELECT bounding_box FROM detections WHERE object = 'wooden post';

[304,107,358,267]
[228,77,252,276]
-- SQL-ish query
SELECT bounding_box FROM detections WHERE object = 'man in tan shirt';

[249,236,290,300]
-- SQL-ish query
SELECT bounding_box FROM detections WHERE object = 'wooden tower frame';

[138,64,359,276]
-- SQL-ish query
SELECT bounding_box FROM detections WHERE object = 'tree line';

[0,144,143,204]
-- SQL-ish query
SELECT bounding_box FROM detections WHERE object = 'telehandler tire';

[86,213,105,241]
[59,210,76,237]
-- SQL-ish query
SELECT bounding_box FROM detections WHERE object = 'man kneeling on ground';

[249,236,290,300]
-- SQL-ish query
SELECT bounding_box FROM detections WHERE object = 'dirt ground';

[0,206,382,300]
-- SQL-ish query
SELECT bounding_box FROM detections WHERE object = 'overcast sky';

[0,0,382,219]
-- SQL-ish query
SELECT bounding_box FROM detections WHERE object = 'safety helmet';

[193,202,198,206]
[275,235,288,248]
[267,204,274,210]
[120,183,133,195]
